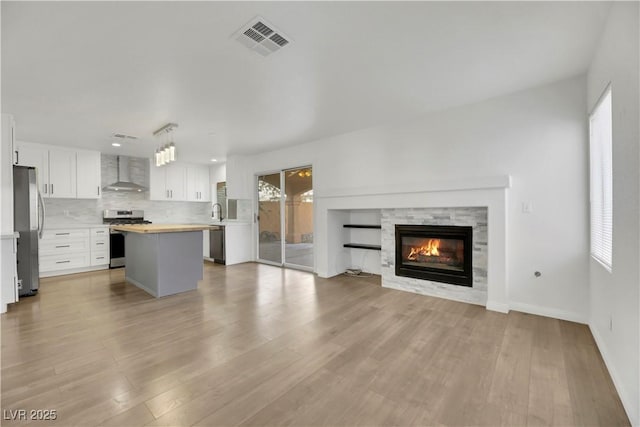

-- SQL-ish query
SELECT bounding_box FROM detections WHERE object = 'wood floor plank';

[1,263,630,427]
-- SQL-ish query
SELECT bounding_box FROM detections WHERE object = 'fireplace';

[395,225,473,287]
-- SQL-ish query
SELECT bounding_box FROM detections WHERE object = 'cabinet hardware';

[96,257,104,259]
[14,150,19,165]
[55,245,70,248]
[44,184,47,194]
[96,231,105,234]
[170,190,173,198]
[51,184,54,194]
[98,186,100,196]
[166,190,169,198]
[55,260,71,264]
[55,233,70,236]
[96,242,104,245]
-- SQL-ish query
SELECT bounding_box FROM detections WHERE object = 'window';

[589,86,613,271]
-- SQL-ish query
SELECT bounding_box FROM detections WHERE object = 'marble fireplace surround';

[315,175,511,313]
[382,207,488,306]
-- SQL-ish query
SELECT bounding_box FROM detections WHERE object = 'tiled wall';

[44,154,212,226]
[381,207,488,305]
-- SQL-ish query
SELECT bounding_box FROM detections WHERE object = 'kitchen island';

[110,224,215,297]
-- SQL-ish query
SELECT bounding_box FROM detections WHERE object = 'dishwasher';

[209,226,225,264]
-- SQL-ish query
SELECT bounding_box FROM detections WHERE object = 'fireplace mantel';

[315,175,511,199]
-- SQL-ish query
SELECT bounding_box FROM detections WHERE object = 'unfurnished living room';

[0,1,638,426]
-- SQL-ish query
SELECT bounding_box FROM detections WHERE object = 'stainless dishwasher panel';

[209,227,225,264]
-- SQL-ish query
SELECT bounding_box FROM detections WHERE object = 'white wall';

[587,3,639,425]
[230,75,590,322]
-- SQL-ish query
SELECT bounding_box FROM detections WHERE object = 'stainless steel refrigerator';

[13,166,44,296]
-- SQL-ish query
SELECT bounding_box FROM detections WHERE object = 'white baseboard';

[589,324,637,426]
[486,300,510,313]
[509,301,587,324]
[40,265,109,278]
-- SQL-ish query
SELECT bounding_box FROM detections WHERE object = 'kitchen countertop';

[46,223,108,230]
[111,224,216,234]
[208,220,251,226]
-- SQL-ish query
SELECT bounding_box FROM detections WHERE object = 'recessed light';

[112,142,121,147]
[210,158,218,162]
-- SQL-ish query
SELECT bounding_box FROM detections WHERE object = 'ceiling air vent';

[233,17,292,57]
[113,133,138,140]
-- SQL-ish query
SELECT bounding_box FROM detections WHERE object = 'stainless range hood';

[102,156,147,192]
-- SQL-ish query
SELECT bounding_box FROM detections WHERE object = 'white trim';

[510,301,587,324]
[316,175,511,199]
[590,324,637,426]
[486,301,510,314]
[40,265,108,278]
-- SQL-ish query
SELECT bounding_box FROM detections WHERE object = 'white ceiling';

[2,1,610,164]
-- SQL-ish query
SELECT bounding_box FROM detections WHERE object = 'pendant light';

[152,123,179,167]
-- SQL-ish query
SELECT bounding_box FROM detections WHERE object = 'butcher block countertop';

[110,224,215,234]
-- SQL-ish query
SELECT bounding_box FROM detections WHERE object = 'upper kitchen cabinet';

[149,161,187,201]
[15,142,49,195]
[76,150,101,199]
[186,165,211,202]
[15,142,76,198]
[47,148,77,198]
[150,162,210,202]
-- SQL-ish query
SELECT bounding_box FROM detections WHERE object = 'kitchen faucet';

[212,203,223,221]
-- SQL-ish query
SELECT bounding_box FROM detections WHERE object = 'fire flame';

[407,239,440,260]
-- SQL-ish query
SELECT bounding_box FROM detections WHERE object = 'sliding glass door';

[257,167,313,270]
[257,173,282,265]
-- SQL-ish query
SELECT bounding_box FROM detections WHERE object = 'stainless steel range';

[103,209,152,268]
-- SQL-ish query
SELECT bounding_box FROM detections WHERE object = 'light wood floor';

[1,262,629,426]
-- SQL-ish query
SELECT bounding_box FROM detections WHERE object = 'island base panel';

[124,231,203,297]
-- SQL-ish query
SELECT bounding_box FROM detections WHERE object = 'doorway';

[257,166,313,270]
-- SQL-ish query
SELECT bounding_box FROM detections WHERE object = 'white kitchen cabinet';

[1,235,19,313]
[187,165,211,202]
[90,227,109,266]
[1,114,16,235]
[15,141,49,195]
[1,115,18,313]
[76,150,101,199]
[15,142,77,198]
[166,163,187,201]
[149,161,187,201]
[48,148,77,198]
[39,227,108,277]
[149,160,167,200]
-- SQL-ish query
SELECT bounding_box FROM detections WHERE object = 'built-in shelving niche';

[341,210,383,275]
[343,224,382,250]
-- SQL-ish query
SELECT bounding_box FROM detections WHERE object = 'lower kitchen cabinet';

[40,226,110,277]
[1,234,19,313]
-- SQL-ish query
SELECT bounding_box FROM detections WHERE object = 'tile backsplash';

[44,154,212,226]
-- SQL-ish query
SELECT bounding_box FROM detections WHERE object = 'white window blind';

[589,86,613,271]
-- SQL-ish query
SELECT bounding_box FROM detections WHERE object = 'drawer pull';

[55,232,70,236]
[96,242,104,245]
[56,245,70,248]
[96,256,105,259]
[55,260,71,264]
[96,231,105,234]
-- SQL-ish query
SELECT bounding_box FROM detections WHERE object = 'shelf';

[344,243,382,251]
[343,224,382,229]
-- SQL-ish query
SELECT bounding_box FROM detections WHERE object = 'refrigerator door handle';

[37,189,46,239]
